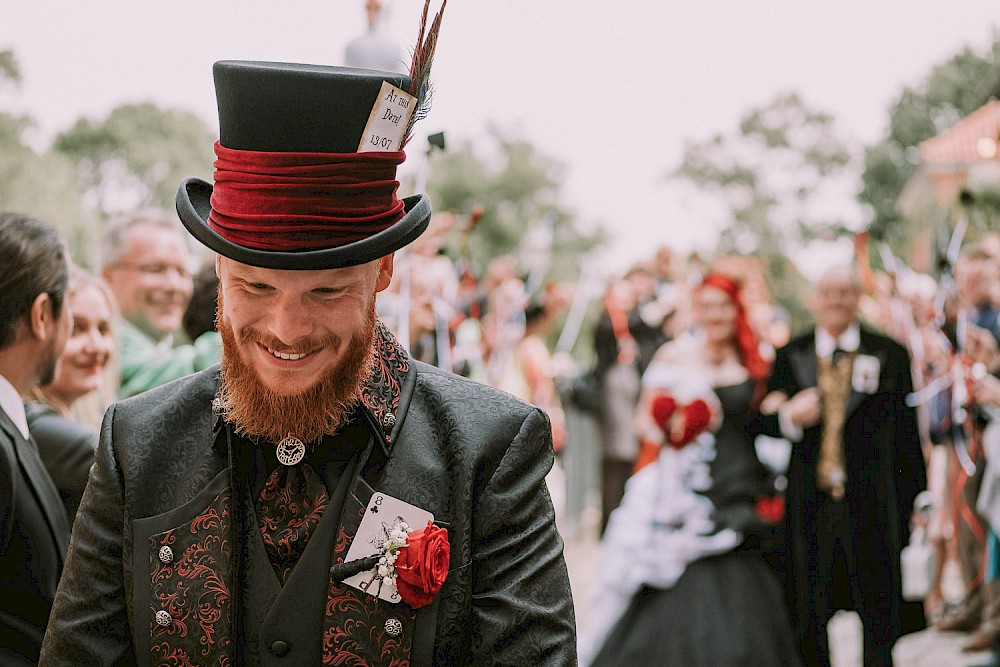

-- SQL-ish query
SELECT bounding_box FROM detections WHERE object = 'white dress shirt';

[815,322,860,361]
[0,372,30,440]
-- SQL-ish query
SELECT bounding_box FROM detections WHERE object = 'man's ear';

[375,254,395,293]
[28,292,55,341]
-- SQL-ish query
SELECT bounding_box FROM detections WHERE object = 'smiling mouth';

[265,345,312,361]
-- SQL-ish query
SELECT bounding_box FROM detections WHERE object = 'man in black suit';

[764,265,926,667]
[0,212,73,665]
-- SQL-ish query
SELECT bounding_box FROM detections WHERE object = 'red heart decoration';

[650,394,678,431]
[667,399,712,448]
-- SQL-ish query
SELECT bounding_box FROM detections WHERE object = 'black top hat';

[176,60,431,270]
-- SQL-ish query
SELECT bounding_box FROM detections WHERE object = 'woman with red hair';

[580,273,801,666]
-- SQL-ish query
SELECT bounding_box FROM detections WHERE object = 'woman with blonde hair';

[25,268,118,523]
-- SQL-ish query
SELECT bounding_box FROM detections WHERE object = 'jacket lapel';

[356,320,411,454]
[844,330,888,420]
[790,334,818,390]
[0,409,69,558]
[330,322,443,666]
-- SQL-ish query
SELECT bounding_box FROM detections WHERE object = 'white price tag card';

[357,81,416,153]
[341,491,434,602]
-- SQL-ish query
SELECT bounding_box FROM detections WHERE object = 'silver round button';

[385,617,402,637]
[155,610,172,627]
[382,412,396,431]
[158,546,174,564]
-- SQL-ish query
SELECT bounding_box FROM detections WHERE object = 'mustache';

[240,329,339,356]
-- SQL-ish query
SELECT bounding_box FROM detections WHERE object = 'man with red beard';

[41,59,576,666]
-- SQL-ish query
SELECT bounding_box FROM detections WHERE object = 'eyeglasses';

[111,262,191,279]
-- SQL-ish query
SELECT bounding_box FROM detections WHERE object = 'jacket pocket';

[132,469,233,666]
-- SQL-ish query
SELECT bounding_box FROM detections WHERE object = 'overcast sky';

[3,1,999,278]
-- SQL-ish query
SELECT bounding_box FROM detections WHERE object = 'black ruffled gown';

[590,380,803,667]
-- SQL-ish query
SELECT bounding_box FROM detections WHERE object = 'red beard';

[214,296,376,445]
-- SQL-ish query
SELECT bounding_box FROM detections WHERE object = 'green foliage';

[860,35,1000,247]
[965,185,1000,235]
[674,92,855,257]
[0,49,21,87]
[54,103,216,217]
[0,139,98,265]
[0,50,97,267]
[672,92,856,329]
[425,126,603,283]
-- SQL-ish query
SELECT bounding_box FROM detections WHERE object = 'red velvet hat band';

[208,142,407,251]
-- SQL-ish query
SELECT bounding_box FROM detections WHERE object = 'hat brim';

[176,177,431,270]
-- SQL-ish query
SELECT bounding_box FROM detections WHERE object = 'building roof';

[919,100,1000,165]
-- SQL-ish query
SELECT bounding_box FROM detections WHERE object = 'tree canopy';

[0,50,98,265]
[860,35,1000,248]
[425,125,603,284]
[54,103,216,219]
[670,92,858,328]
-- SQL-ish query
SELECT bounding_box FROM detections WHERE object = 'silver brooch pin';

[276,435,306,466]
[382,412,396,432]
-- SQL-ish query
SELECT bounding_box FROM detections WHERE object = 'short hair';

[182,259,220,342]
[0,212,70,349]
[100,208,186,269]
[815,264,861,291]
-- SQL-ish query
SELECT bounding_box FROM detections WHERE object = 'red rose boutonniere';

[393,520,450,608]
[755,495,785,524]
[329,518,450,608]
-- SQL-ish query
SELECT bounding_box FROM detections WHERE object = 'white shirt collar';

[815,322,860,360]
[0,373,30,440]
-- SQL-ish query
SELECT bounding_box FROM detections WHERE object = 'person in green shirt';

[100,209,221,398]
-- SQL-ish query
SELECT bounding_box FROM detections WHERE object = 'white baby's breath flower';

[366,517,415,595]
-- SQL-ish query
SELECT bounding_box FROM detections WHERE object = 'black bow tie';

[832,347,847,366]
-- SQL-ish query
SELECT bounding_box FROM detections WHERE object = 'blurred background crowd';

[4,4,1000,664]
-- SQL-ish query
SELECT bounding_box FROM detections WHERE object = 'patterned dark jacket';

[40,324,576,666]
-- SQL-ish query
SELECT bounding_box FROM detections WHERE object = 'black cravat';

[832,347,847,367]
[256,461,329,585]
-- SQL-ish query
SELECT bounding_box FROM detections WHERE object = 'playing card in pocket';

[341,492,434,602]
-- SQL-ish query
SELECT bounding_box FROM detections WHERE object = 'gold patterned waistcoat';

[816,351,854,500]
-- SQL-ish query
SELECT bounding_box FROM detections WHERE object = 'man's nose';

[266,296,315,345]
[80,328,111,356]
[166,268,193,293]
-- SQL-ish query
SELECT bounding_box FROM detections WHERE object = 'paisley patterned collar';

[212,319,411,456]
[357,319,410,452]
